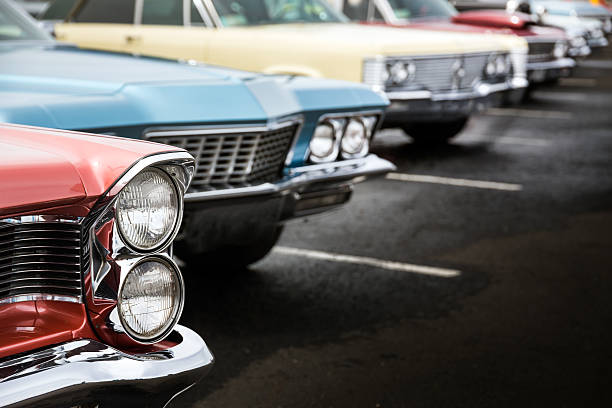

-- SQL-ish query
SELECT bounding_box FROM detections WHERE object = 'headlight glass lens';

[116,169,179,251]
[387,61,415,85]
[495,55,508,75]
[119,259,183,342]
[341,119,367,156]
[485,60,496,77]
[310,123,337,161]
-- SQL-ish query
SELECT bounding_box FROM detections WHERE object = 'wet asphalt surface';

[174,47,612,408]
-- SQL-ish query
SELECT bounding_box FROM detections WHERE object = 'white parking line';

[484,108,573,120]
[559,77,597,87]
[497,136,551,147]
[386,173,523,192]
[273,246,461,278]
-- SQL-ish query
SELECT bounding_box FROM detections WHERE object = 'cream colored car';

[55,0,528,142]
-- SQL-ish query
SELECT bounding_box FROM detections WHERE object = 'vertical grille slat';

[146,123,299,192]
[0,221,83,303]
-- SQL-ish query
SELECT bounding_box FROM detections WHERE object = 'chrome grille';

[145,122,299,192]
[377,53,497,93]
[528,41,556,63]
[0,221,83,303]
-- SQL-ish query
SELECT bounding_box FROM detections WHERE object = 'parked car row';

[0,0,609,406]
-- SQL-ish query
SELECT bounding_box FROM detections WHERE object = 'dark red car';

[0,124,212,407]
[336,0,583,84]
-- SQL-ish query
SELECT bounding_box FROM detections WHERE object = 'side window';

[373,4,384,21]
[73,0,135,23]
[40,0,78,20]
[142,0,182,25]
[191,1,205,25]
[342,0,368,20]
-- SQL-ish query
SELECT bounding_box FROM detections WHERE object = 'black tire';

[402,117,469,145]
[175,226,284,270]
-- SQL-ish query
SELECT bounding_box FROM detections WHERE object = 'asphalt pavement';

[175,47,612,408]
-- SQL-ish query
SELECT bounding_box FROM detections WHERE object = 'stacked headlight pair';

[114,167,185,343]
[383,60,417,86]
[309,115,378,163]
[484,54,512,79]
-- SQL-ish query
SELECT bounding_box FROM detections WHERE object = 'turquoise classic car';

[0,0,394,268]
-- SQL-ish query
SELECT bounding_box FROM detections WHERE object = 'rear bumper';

[383,78,527,125]
[527,58,576,83]
[0,325,213,408]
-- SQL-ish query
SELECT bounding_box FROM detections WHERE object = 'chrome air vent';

[144,121,300,192]
[0,219,84,304]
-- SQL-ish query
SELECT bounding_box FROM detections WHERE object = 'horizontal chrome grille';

[0,221,83,303]
[528,41,556,63]
[145,122,299,192]
[365,53,505,94]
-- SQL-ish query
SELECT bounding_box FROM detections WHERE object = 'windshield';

[0,0,50,41]
[387,0,457,20]
[211,0,347,26]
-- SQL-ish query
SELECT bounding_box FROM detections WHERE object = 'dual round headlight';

[485,55,511,78]
[116,168,180,252]
[309,116,377,163]
[118,257,184,343]
[384,61,416,85]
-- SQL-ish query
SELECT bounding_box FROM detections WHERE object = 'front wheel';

[174,226,284,270]
[402,117,469,145]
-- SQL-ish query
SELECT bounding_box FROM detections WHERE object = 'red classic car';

[0,124,212,407]
[336,0,581,84]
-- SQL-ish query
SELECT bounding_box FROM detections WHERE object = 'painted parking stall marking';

[496,136,551,147]
[484,108,573,120]
[559,77,597,87]
[273,247,461,278]
[386,173,523,192]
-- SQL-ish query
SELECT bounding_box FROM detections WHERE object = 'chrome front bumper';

[383,78,528,125]
[178,154,394,254]
[0,325,213,408]
[527,58,576,83]
[184,154,395,205]
[588,37,609,48]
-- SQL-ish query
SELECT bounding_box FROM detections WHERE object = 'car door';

[130,0,208,61]
[55,0,138,54]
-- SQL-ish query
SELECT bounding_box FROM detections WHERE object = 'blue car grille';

[145,122,299,192]
[0,220,84,303]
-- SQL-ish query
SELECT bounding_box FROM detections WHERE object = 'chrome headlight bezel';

[117,255,185,344]
[115,167,182,253]
[308,113,382,163]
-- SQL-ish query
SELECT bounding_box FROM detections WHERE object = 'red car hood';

[385,11,565,39]
[0,124,180,217]
[452,10,533,29]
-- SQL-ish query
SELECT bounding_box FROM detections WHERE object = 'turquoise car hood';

[0,42,388,166]
[0,43,386,128]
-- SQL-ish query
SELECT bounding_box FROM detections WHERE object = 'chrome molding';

[0,294,80,305]
[0,325,214,408]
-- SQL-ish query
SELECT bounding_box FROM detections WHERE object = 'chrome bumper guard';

[0,325,213,408]
[184,154,395,204]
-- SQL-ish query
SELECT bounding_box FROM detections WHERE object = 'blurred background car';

[331,0,577,86]
[0,0,394,269]
[51,0,528,144]
[0,123,212,407]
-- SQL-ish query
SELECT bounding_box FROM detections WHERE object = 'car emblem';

[451,58,466,90]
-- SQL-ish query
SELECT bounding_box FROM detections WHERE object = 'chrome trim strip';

[134,0,143,25]
[0,325,213,408]
[184,154,395,203]
[0,294,80,305]
[192,0,214,27]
